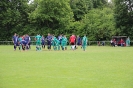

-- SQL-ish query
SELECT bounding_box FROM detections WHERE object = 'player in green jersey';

[35,34,42,51]
[61,35,68,50]
[82,35,87,51]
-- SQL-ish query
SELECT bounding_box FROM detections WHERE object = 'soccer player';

[126,37,130,46]
[76,35,81,49]
[41,35,45,49]
[46,33,52,50]
[28,35,31,49]
[51,35,57,50]
[35,34,42,51]
[18,36,22,51]
[24,34,30,50]
[82,34,87,51]
[58,34,62,50]
[55,38,60,50]
[21,35,26,50]
[69,34,76,50]
[61,35,68,50]
[12,33,18,51]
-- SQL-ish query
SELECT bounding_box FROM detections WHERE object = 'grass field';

[0,45,133,88]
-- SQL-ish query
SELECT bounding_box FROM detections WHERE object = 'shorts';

[47,41,51,45]
[36,42,41,45]
[77,42,81,45]
[71,42,75,45]
[42,42,45,45]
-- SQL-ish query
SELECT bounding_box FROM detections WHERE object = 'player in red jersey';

[69,34,76,50]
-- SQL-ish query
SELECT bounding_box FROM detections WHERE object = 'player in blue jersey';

[46,33,52,50]
[76,35,81,49]
[12,33,18,51]
[41,35,45,49]
[24,34,30,50]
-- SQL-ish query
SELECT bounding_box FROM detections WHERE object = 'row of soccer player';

[35,33,88,51]
[12,33,88,51]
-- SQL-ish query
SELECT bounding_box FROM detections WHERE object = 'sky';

[108,0,112,2]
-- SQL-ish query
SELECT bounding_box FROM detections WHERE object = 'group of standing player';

[12,33,88,51]
[12,33,31,51]
[35,33,88,51]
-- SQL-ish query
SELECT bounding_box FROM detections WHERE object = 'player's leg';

[39,42,42,50]
[22,44,25,51]
[64,42,66,50]
[26,42,29,50]
[47,41,50,50]
[28,42,31,49]
[14,43,17,50]
[19,43,22,51]
[82,43,86,51]
[42,42,44,48]
[71,42,75,50]
[62,43,65,50]
[36,42,39,51]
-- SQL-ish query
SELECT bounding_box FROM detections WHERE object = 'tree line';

[0,0,133,41]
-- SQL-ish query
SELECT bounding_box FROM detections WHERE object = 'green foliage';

[70,0,88,21]
[0,0,29,40]
[29,0,73,34]
[0,0,131,41]
[83,7,115,40]
[114,0,133,38]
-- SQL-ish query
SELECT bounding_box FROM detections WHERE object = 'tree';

[83,7,115,40]
[29,0,73,35]
[114,0,133,38]
[70,0,88,21]
[0,0,29,40]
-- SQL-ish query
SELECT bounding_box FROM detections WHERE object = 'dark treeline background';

[0,0,133,41]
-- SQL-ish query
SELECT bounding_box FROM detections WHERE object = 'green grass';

[0,45,133,88]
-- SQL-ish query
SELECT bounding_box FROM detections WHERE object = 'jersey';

[41,37,45,43]
[47,35,52,42]
[18,37,22,44]
[82,36,87,45]
[52,36,56,46]
[55,38,60,46]
[35,35,42,43]
[24,36,30,44]
[77,37,81,44]
[12,36,17,43]
[70,35,76,43]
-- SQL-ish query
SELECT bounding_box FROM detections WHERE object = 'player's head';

[63,35,66,37]
[14,33,16,36]
[72,33,74,36]
[48,33,50,36]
